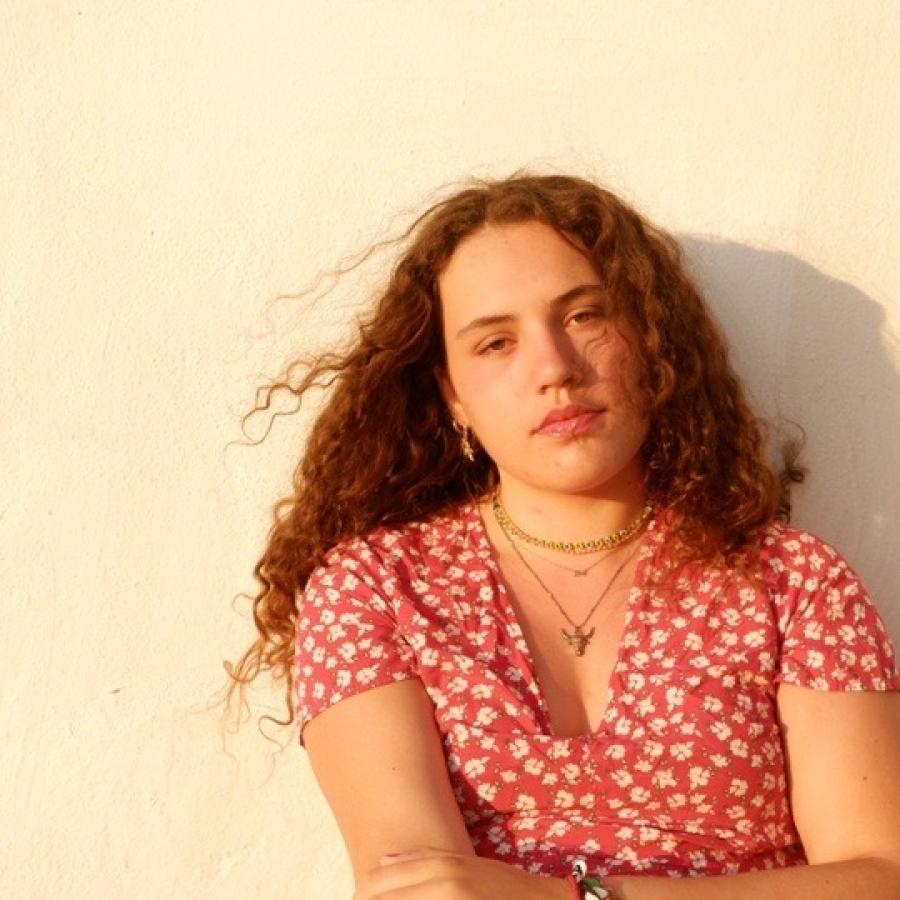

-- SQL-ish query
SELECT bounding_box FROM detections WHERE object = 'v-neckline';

[466,496,663,741]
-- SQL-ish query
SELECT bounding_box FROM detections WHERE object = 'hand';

[352,845,570,899]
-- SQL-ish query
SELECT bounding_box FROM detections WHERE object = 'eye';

[569,308,604,324]
[478,338,511,355]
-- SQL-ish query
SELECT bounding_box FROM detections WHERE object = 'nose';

[530,326,583,392]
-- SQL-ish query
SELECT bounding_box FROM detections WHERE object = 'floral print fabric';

[292,498,900,879]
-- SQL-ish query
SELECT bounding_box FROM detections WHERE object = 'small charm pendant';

[562,625,595,656]
[573,569,588,577]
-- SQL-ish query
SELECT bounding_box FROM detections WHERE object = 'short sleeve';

[292,540,419,748]
[773,532,900,692]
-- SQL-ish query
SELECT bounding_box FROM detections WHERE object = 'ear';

[433,363,468,427]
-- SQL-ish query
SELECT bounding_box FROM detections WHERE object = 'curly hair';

[221,170,805,739]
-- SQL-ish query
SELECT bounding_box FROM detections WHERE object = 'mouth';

[536,409,604,438]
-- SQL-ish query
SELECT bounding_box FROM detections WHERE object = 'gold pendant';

[561,625,595,656]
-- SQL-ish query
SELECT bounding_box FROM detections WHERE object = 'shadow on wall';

[679,236,900,635]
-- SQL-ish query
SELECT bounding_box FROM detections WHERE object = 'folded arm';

[602,683,900,898]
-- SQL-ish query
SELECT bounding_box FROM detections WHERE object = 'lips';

[537,410,603,437]
[537,403,603,431]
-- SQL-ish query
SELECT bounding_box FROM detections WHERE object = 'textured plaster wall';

[2,2,899,898]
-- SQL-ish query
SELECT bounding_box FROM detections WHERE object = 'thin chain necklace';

[494,508,646,656]
[513,539,618,578]
[491,488,653,554]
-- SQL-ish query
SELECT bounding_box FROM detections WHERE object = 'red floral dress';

[291,497,900,879]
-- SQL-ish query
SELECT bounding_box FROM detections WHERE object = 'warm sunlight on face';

[437,219,650,502]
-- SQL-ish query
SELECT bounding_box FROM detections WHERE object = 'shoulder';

[754,519,861,589]
[306,498,475,595]
[752,519,890,640]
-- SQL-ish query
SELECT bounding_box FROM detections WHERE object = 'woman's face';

[436,219,650,499]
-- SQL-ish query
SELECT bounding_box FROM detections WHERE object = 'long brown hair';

[221,170,805,737]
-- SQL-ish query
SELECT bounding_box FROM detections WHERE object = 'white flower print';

[729,778,749,798]
[803,621,823,641]
[684,632,703,650]
[710,721,732,742]
[665,686,686,709]
[476,783,497,804]
[508,738,529,759]
[654,768,677,789]
[689,766,710,789]
[650,628,669,647]
[806,649,825,670]
[513,793,537,812]
[474,707,498,727]
[670,742,694,760]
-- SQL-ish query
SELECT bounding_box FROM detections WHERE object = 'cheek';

[457,367,499,405]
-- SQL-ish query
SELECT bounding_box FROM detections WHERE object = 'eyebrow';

[454,283,606,340]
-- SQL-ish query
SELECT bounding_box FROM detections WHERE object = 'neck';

[487,470,650,546]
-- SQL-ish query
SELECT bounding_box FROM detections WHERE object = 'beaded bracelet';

[565,858,612,899]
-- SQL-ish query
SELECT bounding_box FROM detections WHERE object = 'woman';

[225,173,900,898]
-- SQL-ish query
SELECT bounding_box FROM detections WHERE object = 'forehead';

[437,220,599,316]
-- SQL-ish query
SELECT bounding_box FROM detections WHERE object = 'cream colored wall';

[3,2,899,897]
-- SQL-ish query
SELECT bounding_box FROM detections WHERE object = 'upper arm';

[770,529,900,866]
[777,683,900,867]
[292,545,475,884]
[303,677,476,884]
